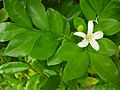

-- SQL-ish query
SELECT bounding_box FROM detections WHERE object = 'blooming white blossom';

[74,20,103,51]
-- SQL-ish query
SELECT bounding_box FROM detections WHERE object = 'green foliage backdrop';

[0,0,120,90]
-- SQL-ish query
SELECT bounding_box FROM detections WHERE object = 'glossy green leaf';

[39,75,48,88]
[89,52,120,87]
[47,8,64,36]
[0,8,8,22]
[62,17,70,36]
[63,51,89,82]
[26,0,49,31]
[5,31,41,57]
[30,59,44,73]
[59,0,81,21]
[99,0,120,20]
[65,4,81,20]
[67,81,77,90]
[80,77,99,87]
[43,69,57,77]
[87,38,119,57]
[95,19,120,36]
[47,53,63,66]
[103,0,120,9]
[98,38,119,56]
[3,0,32,28]
[7,78,24,90]
[20,0,27,8]
[0,62,29,74]
[89,0,103,14]
[41,75,60,90]
[73,16,87,32]
[6,86,13,90]
[59,0,73,15]
[115,61,120,76]
[26,74,40,90]
[57,42,84,61]
[102,0,110,8]
[92,85,103,90]
[0,22,27,42]
[110,32,120,46]
[80,0,96,20]
[30,32,59,60]
[99,8,120,20]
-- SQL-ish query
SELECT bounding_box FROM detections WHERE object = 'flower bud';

[77,25,84,32]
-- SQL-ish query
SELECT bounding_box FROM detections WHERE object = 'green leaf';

[115,61,120,76]
[95,19,120,36]
[0,62,29,74]
[5,31,41,57]
[89,0,103,14]
[43,69,57,77]
[3,0,32,28]
[63,51,89,82]
[26,74,40,90]
[0,22,27,42]
[57,42,84,61]
[0,8,8,22]
[103,0,120,10]
[26,0,49,31]
[7,78,24,90]
[39,76,48,88]
[20,0,27,8]
[98,38,119,56]
[80,77,99,87]
[30,59,44,73]
[59,0,81,21]
[67,81,77,90]
[80,0,96,20]
[87,38,119,57]
[41,75,60,90]
[102,0,110,8]
[47,53,63,66]
[89,52,120,87]
[47,8,64,36]
[99,8,120,20]
[110,32,120,46]
[73,16,87,32]
[59,0,73,16]
[30,32,59,60]
[99,0,120,20]
[62,17,70,36]
[65,4,81,20]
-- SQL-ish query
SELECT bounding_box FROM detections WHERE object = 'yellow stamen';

[86,34,93,41]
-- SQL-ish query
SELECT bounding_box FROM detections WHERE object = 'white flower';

[74,20,103,51]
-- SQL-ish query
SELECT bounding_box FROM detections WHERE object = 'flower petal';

[77,39,89,47]
[90,39,99,51]
[74,32,86,38]
[88,21,94,34]
[93,31,103,40]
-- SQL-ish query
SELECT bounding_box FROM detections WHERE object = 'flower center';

[86,34,93,41]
